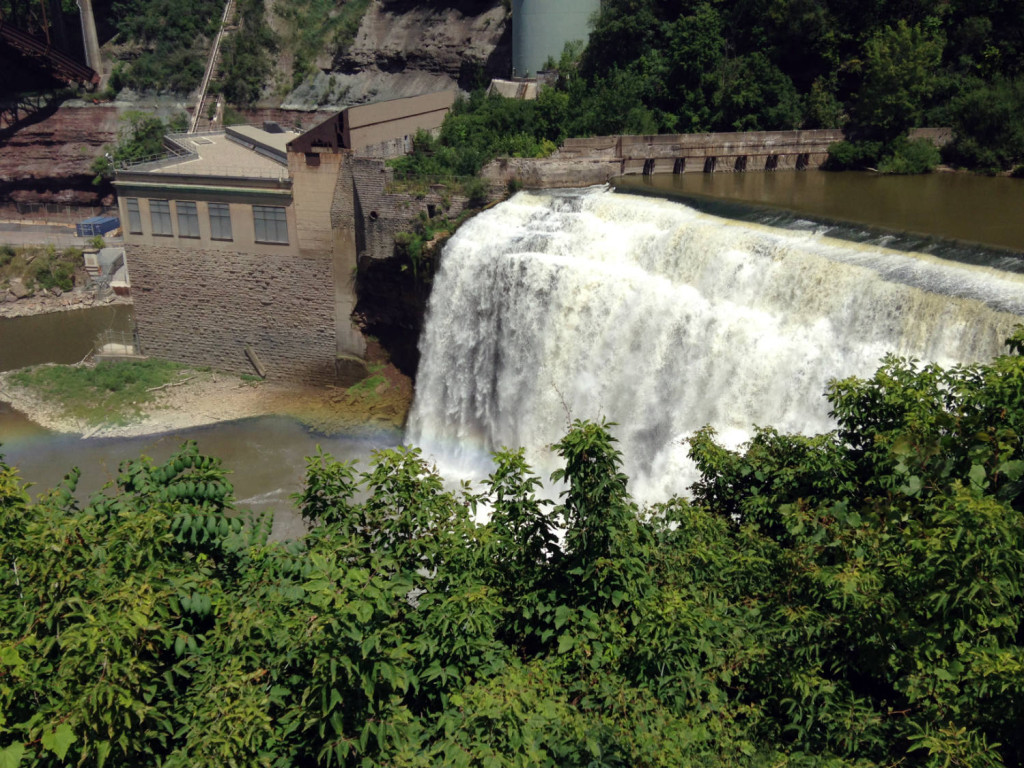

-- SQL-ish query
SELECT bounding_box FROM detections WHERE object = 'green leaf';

[96,740,111,768]
[353,601,374,624]
[557,633,574,654]
[0,743,25,768]
[0,646,25,670]
[969,463,987,492]
[901,475,922,496]
[554,604,572,629]
[41,723,75,760]
[999,460,1024,481]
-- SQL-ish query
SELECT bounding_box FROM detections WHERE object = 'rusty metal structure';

[0,0,98,88]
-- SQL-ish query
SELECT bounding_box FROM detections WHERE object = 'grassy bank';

[8,359,193,427]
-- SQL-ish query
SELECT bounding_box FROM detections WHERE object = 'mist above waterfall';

[407,187,1024,503]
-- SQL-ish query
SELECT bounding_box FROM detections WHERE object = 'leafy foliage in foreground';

[2,329,1024,767]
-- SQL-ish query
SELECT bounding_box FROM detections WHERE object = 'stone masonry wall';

[129,243,338,384]
[337,157,471,263]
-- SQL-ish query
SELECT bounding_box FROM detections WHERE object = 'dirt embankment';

[0,357,414,440]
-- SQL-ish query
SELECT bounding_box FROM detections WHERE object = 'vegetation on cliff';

[388,0,1024,176]
[89,110,187,182]
[92,0,1024,172]
[3,328,1024,767]
[108,0,222,93]
[104,0,373,106]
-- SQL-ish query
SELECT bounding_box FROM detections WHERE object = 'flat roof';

[226,125,296,161]
[147,131,293,180]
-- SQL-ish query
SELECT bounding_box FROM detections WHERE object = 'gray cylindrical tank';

[512,0,601,78]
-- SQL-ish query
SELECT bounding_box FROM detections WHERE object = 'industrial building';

[112,91,456,384]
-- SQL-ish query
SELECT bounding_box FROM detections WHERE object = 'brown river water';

[615,170,1024,253]
[2,170,1021,530]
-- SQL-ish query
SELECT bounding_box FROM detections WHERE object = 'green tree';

[851,20,945,140]
[945,76,1024,171]
[90,110,177,183]
[4,327,1024,766]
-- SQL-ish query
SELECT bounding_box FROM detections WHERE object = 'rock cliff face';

[283,0,510,108]
[0,103,120,207]
[0,0,511,206]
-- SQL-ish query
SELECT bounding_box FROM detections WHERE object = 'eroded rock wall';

[0,104,120,206]
[283,0,510,109]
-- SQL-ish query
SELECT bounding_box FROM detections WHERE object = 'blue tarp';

[76,216,120,237]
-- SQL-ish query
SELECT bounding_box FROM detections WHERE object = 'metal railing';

[5,202,117,220]
[118,136,198,171]
[116,130,289,181]
[94,328,140,357]
[190,0,236,133]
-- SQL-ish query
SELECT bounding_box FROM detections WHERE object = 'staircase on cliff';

[189,0,236,133]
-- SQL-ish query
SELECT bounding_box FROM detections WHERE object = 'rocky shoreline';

[0,282,131,319]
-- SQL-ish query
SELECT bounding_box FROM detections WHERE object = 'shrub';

[826,140,884,170]
[877,137,941,174]
[946,76,1024,172]
[462,177,490,208]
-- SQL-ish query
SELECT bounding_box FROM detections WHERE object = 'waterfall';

[406,187,1024,503]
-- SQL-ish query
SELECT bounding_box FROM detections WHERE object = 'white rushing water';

[407,187,1024,503]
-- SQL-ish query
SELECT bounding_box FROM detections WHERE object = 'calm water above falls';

[407,187,1024,504]
[616,171,1024,254]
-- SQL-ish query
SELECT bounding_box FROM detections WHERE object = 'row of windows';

[124,198,288,245]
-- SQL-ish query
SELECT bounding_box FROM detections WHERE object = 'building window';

[209,202,232,241]
[125,198,142,234]
[176,201,200,238]
[150,199,173,236]
[253,205,288,244]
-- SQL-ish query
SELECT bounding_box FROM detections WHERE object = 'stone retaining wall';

[339,157,471,263]
[128,243,338,384]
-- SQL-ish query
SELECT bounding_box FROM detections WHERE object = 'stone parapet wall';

[557,130,846,160]
[128,243,338,384]
[481,156,623,188]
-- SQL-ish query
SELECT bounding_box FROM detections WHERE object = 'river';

[2,170,1022,517]
[0,303,135,372]
[615,170,1024,254]
[0,307,401,536]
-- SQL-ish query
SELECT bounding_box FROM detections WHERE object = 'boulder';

[9,279,32,299]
